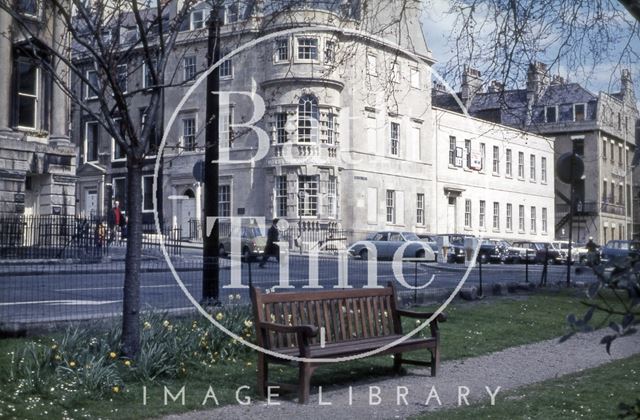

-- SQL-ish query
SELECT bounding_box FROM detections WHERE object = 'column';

[49,9,70,145]
[0,9,12,132]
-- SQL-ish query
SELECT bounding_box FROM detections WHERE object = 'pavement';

[159,329,640,420]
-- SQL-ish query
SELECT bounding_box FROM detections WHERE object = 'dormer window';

[17,0,38,18]
[544,106,557,123]
[190,10,207,30]
[225,4,239,24]
[573,103,586,121]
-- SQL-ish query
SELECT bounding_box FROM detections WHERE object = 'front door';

[447,197,456,233]
[85,190,98,219]
[180,198,196,239]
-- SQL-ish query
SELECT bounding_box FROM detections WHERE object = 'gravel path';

[161,330,640,420]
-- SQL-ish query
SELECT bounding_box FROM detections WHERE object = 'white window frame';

[298,175,319,217]
[274,38,289,63]
[479,200,486,228]
[506,203,513,231]
[85,69,98,100]
[530,206,537,233]
[367,53,377,76]
[541,156,547,183]
[181,115,197,152]
[530,154,536,181]
[518,205,525,232]
[219,58,233,79]
[84,121,99,163]
[464,199,472,228]
[416,193,425,225]
[518,151,525,179]
[142,175,154,213]
[219,184,231,217]
[275,176,287,217]
[573,103,586,121]
[18,0,40,18]
[541,207,548,233]
[386,190,396,224]
[448,136,457,166]
[183,56,197,82]
[506,148,513,177]
[297,37,319,61]
[492,145,500,174]
[390,121,400,156]
[275,112,288,143]
[327,176,337,218]
[409,66,420,89]
[116,64,127,93]
[325,40,336,64]
[493,202,500,230]
[142,59,157,89]
[190,9,208,30]
[16,59,40,130]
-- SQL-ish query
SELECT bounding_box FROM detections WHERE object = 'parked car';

[600,240,640,262]
[349,231,431,260]
[509,241,564,265]
[433,234,470,263]
[417,234,438,261]
[477,238,510,263]
[219,225,266,260]
[552,241,591,264]
[502,241,535,264]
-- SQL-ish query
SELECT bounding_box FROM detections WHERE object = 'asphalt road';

[0,255,597,324]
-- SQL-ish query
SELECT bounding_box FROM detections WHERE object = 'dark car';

[601,240,640,262]
[477,239,509,263]
[433,234,471,263]
[348,231,432,260]
[510,241,564,265]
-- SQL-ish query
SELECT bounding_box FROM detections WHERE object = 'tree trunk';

[121,158,143,358]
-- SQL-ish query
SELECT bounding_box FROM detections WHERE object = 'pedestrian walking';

[586,236,599,266]
[259,218,280,268]
[107,200,124,245]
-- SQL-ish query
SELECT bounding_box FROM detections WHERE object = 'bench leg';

[430,347,439,377]
[298,362,312,404]
[393,353,402,374]
[257,354,268,398]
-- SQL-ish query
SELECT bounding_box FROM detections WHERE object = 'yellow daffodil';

[124,360,131,367]
[215,312,224,321]
[109,352,117,359]
[112,386,120,393]
[68,361,76,368]
[243,319,253,328]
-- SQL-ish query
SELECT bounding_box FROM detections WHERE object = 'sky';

[420,0,640,106]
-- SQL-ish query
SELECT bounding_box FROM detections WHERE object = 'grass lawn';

[0,289,623,419]
[413,353,640,420]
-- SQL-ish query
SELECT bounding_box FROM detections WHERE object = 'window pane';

[17,96,36,128]
[143,176,154,211]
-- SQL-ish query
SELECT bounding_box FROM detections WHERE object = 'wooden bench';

[250,283,446,404]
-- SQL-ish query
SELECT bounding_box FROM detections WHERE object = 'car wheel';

[359,249,368,260]
[218,244,227,258]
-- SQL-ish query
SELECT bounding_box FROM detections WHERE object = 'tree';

[438,0,640,95]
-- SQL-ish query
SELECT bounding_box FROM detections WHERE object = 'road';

[0,255,597,324]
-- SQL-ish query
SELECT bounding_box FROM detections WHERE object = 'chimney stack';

[487,80,504,93]
[526,62,549,98]
[461,65,482,104]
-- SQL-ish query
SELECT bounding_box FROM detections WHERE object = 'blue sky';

[420,0,640,105]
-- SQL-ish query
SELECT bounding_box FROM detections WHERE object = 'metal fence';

[0,215,182,260]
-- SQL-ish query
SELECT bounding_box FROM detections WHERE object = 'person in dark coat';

[107,200,124,244]
[259,218,280,267]
[586,236,599,266]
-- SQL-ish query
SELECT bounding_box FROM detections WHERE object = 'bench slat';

[257,287,393,304]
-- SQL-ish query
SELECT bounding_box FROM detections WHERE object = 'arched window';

[298,94,318,143]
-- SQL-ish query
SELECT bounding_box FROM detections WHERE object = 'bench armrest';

[396,309,447,322]
[258,322,319,357]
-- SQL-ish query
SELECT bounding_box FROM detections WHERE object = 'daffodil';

[243,319,253,328]
[215,312,224,321]
[112,386,120,393]
[162,320,170,327]
[109,352,117,359]
[124,360,131,367]
[68,361,76,368]
[143,321,151,329]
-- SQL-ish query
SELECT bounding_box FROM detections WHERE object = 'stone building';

[0,3,76,217]
[434,63,639,244]
[433,108,555,241]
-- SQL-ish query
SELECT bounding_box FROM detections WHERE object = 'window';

[190,9,207,30]
[618,113,622,130]
[541,208,548,233]
[18,0,38,17]
[142,175,154,212]
[225,3,239,24]
[116,64,127,92]
[573,138,584,157]
[603,181,608,201]
[465,139,471,168]
[541,157,547,183]
[530,154,536,180]
[448,136,456,165]
[410,66,420,89]
[506,203,513,231]
[603,139,607,161]
[518,152,525,178]
[297,38,318,60]
[275,112,288,143]
[182,117,196,151]
[85,69,98,99]
[480,143,486,171]
[84,121,99,162]
[530,206,536,233]
[619,145,623,167]
[386,190,395,223]
[493,202,500,230]
[275,176,287,217]
[219,185,231,216]
[325,113,337,144]
[417,193,425,225]
[220,105,234,148]
[506,149,512,176]
[325,40,335,63]
[327,176,337,218]
[479,200,486,228]
[143,59,157,89]
[611,142,615,163]
[275,38,289,62]
[390,122,400,156]
[16,58,40,128]
[183,56,197,81]
[545,106,557,123]
[298,176,318,216]
[219,58,232,78]
[464,199,472,228]
[611,181,615,203]
[390,61,401,84]
[492,146,500,173]
[367,54,377,76]
[618,185,624,205]
[140,108,159,155]
[298,95,318,142]
[518,205,525,231]
[111,118,125,161]
[574,103,586,121]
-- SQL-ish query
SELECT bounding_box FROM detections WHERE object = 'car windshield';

[620,242,629,250]
[403,233,420,241]
[244,227,263,238]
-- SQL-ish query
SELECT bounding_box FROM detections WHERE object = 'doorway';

[447,196,457,233]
